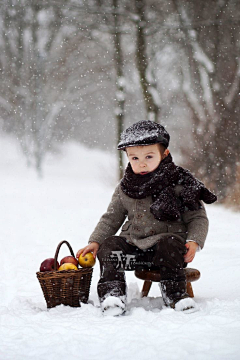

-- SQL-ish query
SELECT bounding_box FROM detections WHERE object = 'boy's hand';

[76,242,100,259]
[184,242,198,263]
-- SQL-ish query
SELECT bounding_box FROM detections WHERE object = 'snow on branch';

[225,58,240,106]
[0,96,12,112]
[191,39,214,74]
[181,60,206,123]
[45,101,64,127]
[198,65,216,121]
[180,8,215,74]
[148,86,161,107]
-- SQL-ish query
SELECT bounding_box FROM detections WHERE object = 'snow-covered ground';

[1,136,240,360]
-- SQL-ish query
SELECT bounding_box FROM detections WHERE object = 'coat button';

[133,225,140,231]
[136,213,143,219]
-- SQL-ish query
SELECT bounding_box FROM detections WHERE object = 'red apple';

[60,255,78,268]
[40,258,59,272]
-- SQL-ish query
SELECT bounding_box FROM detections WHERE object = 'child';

[76,120,217,316]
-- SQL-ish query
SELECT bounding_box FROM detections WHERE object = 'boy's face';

[126,144,169,175]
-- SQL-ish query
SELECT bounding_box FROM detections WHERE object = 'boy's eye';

[146,156,153,159]
[132,157,138,160]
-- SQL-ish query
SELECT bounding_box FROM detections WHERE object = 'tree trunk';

[134,0,160,122]
[113,0,125,179]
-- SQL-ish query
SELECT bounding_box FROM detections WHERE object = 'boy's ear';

[163,149,170,158]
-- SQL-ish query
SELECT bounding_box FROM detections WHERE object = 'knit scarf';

[121,154,217,221]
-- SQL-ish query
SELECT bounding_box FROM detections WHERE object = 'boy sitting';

[76,120,217,315]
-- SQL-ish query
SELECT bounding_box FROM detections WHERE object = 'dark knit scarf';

[121,153,217,221]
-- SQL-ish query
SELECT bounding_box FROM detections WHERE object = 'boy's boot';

[98,279,127,316]
[159,280,198,313]
[97,236,129,315]
[101,295,126,316]
[154,237,198,313]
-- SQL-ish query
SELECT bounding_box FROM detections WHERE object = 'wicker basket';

[36,240,93,309]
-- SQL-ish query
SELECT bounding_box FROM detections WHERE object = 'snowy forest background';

[0,0,239,206]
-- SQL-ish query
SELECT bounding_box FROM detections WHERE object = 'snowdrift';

[1,137,240,360]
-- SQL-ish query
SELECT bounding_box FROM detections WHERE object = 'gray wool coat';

[89,183,209,250]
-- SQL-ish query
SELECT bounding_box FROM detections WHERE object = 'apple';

[78,252,96,268]
[40,258,59,272]
[60,255,78,268]
[58,263,78,271]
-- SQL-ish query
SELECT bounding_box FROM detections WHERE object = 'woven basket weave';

[36,240,93,308]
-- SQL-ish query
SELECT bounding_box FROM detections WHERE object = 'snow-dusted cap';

[117,120,170,150]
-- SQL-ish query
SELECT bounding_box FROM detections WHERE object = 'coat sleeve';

[88,184,128,245]
[182,202,209,249]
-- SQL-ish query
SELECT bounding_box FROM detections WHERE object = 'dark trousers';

[97,235,188,306]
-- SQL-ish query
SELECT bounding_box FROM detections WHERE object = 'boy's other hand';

[76,242,100,259]
[184,242,198,263]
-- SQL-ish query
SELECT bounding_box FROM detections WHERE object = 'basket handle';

[54,240,75,270]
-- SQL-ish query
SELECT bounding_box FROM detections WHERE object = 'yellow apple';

[78,252,96,268]
[58,263,78,271]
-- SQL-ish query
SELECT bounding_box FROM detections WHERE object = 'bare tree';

[0,1,72,175]
[171,0,240,200]
[132,0,161,122]
[83,0,129,179]
[112,0,126,178]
